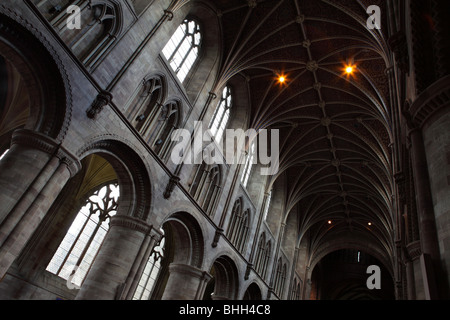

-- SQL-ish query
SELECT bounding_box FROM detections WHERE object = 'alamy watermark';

[170,121,280,176]
[366,265,381,290]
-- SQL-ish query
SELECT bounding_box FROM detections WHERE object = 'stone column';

[76,215,158,300]
[161,263,212,300]
[409,127,440,299]
[0,129,80,278]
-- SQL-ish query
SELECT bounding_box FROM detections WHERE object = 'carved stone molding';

[164,175,180,199]
[408,75,450,128]
[11,129,81,177]
[211,228,224,248]
[406,240,422,261]
[388,31,409,74]
[0,4,73,142]
[86,90,113,119]
[110,215,153,235]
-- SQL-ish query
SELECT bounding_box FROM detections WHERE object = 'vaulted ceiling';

[211,0,395,267]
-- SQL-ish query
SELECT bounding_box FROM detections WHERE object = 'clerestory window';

[209,86,232,143]
[162,19,202,83]
[241,142,255,188]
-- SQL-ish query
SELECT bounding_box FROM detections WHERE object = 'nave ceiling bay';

[207,0,393,268]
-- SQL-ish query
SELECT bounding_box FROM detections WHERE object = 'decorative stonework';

[408,76,450,128]
[0,4,73,142]
[110,215,153,235]
[11,129,81,177]
[406,241,421,261]
[86,90,113,119]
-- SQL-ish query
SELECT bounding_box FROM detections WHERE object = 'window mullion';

[56,211,91,275]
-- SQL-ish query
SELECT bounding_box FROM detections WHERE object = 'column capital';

[168,263,212,282]
[409,75,450,129]
[11,129,81,177]
[110,215,155,236]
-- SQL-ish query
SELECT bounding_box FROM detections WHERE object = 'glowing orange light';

[278,76,286,83]
[345,65,354,74]
[328,220,332,225]
[368,222,372,226]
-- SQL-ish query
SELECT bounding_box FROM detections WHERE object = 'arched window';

[241,142,255,188]
[254,233,266,275]
[274,258,287,298]
[291,278,301,300]
[262,240,271,279]
[133,231,165,300]
[190,162,221,215]
[53,1,122,70]
[46,183,119,287]
[148,101,180,158]
[209,86,232,143]
[255,233,271,279]
[262,190,272,221]
[227,199,250,254]
[162,19,202,83]
[128,76,164,134]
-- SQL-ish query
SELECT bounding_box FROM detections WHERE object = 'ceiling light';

[278,75,286,83]
[368,222,372,226]
[345,65,354,74]
[328,220,332,225]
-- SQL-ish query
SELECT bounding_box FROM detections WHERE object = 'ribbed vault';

[209,0,395,271]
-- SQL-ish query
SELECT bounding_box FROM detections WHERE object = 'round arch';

[162,211,205,268]
[76,137,153,222]
[243,282,262,300]
[204,255,239,300]
[0,8,72,142]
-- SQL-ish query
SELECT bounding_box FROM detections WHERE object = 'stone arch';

[54,0,124,70]
[125,72,168,133]
[204,255,239,300]
[162,211,205,269]
[76,137,153,222]
[307,237,395,282]
[0,7,72,143]
[243,282,262,300]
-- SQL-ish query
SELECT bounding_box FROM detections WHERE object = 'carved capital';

[11,129,81,177]
[86,90,113,119]
[406,240,422,261]
[164,175,181,199]
[110,215,153,235]
[211,228,224,248]
[409,75,450,128]
[388,31,410,74]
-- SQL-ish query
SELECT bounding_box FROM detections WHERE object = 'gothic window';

[241,142,255,188]
[291,278,301,300]
[133,231,165,300]
[255,233,271,279]
[49,1,122,70]
[262,190,272,221]
[162,19,202,83]
[227,199,250,254]
[274,258,287,297]
[209,86,232,143]
[128,76,164,134]
[255,233,265,275]
[46,183,119,287]
[190,163,221,215]
[148,101,180,158]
